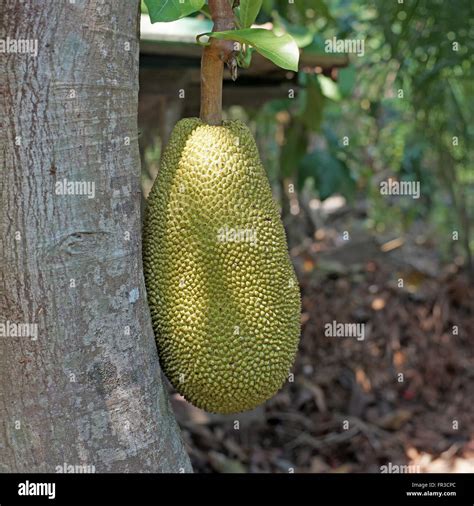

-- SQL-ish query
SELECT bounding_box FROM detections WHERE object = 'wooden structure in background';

[138,15,349,147]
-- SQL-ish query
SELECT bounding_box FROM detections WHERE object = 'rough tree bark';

[0,0,192,472]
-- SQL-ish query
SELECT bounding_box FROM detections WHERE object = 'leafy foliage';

[144,0,205,22]
[251,0,473,265]
[146,0,299,72]
[200,28,299,71]
[144,0,473,265]
[238,0,263,28]
[300,150,355,199]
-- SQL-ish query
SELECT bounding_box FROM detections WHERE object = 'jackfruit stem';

[200,0,236,125]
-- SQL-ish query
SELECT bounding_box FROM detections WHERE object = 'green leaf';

[236,46,254,68]
[300,75,324,131]
[201,28,299,71]
[300,34,328,55]
[280,122,308,177]
[338,65,356,98]
[272,13,314,48]
[262,98,292,115]
[239,0,262,28]
[283,25,314,48]
[261,0,274,15]
[318,74,341,101]
[299,151,355,199]
[145,0,205,23]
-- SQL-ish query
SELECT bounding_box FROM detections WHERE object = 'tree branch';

[200,0,236,125]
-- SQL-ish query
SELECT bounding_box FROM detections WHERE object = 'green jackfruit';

[143,118,300,414]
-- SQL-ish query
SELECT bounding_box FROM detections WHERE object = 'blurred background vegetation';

[138,0,473,473]
[140,0,473,274]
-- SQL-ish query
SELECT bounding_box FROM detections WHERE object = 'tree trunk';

[0,0,192,472]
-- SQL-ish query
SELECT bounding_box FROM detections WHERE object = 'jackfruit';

[143,118,300,414]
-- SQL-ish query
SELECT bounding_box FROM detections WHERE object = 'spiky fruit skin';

[143,118,300,414]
